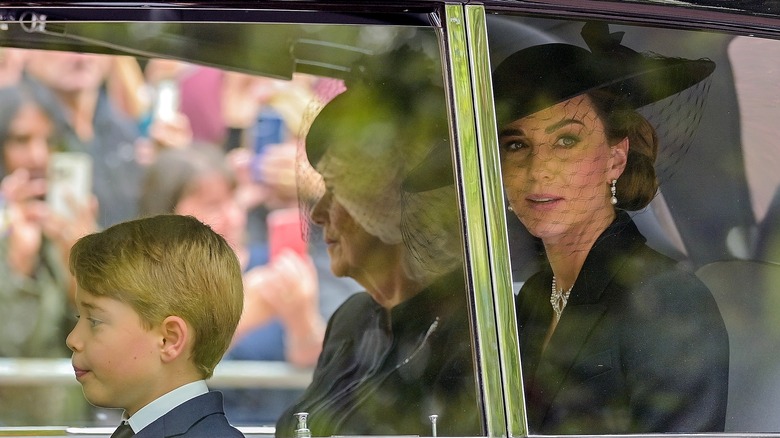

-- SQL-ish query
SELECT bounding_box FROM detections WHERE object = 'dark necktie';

[110,422,135,438]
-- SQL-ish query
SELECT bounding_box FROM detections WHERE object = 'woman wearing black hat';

[494,22,729,433]
[275,46,481,437]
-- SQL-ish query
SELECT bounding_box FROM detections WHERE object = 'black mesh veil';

[639,73,712,185]
[492,21,716,211]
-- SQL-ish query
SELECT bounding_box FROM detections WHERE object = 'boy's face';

[66,288,165,416]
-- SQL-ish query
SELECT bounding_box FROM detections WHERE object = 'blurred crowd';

[0,46,357,426]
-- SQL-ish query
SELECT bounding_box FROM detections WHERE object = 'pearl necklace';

[550,276,573,323]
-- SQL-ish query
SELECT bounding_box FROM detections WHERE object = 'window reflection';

[0,20,481,434]
[703,34,780,433]
[488,13,780,435]
[275,40,481,436]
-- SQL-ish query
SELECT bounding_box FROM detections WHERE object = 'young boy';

[66,214,245,437]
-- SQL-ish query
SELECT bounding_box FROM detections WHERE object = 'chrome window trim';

[443,3,514,436]
[463,4,526,437]
[443,4,502,435]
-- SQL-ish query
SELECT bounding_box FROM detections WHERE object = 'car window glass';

[0,16,484,435]
[488,12,780,435]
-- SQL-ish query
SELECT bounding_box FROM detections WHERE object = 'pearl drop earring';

[610,179,618,205]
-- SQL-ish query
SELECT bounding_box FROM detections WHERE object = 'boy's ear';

[159,316,189,363]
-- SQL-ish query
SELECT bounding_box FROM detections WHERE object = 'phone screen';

[251,109,286,182]
[154,80,179,122]
[46,152,92,218]
[267,207,308,260]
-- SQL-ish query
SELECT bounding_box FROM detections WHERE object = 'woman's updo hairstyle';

[588,89,659,211]
[492,22,716,213]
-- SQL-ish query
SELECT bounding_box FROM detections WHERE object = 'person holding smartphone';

[0,84,97,425]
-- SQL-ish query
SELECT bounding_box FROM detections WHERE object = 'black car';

[1,1,779,437]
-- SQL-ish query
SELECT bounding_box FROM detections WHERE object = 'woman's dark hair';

[0,84,56,177]
[588,89,659,211]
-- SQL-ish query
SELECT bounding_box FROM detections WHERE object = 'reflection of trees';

[303,35,464,282]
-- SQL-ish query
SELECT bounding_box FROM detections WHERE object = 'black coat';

[516,212,729,434]
[276,270,481,437]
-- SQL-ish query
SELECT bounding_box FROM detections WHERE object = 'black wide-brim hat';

[404,22,716,193]
[493,21,715,127]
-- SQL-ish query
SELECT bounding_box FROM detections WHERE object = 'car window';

[4,3,780,437]
[0,8,486,436]
[486,10,780,435]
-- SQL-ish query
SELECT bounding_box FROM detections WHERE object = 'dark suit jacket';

[516,212,729,434]
[135,391,244,438]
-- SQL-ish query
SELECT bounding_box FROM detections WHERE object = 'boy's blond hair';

[69,214,243,378]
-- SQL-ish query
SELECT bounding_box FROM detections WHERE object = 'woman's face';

[498,94,624,243]
[3,103,53,179]
[310,189,386,280]
[174,170,246,250]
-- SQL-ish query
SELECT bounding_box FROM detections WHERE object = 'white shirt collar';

[126,380,209,433]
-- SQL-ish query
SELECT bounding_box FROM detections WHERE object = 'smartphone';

[267,207,308,261]
[46,152,92,219]
[251,108,286,183]
[154,79,179,122]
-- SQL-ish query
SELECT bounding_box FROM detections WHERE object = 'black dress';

[516,211,729,433]
[275,270,482,437]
